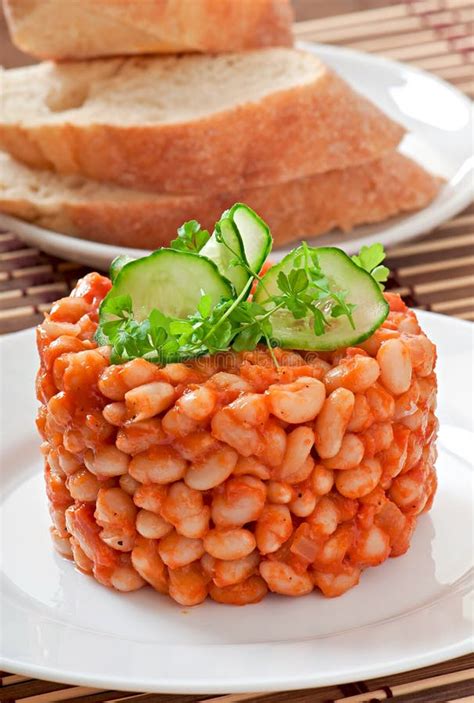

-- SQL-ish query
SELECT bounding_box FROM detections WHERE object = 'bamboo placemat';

[1,1,473,701]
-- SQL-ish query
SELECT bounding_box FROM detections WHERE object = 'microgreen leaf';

[197,294,212,319]
[170,220,210,253]
[371,265,390,285]
[288,268,308,294]
[101,293,132,319]
[352,244,389,289]
[277,271,291,294]
[169,320,194,336]
[313,309,326,336]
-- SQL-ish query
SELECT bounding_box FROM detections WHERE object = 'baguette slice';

[0,152,441,249]
[4,0,293,60]
[0,50,405,194]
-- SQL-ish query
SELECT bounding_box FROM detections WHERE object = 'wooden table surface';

[1,1,473,701]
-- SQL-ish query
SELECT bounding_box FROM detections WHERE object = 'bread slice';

[0,50,405,194]
[0,151,441,249]
[4,0,293,60]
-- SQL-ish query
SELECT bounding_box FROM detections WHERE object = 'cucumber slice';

[200,204,273,294]
[200,217,248,293]
[109,255,135,282]
[229,203,272,273]
[100,249,233,322]
[254,246,389,351]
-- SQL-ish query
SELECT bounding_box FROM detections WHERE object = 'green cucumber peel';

[109,255,135,283]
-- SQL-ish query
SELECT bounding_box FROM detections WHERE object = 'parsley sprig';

[97,218,388,366]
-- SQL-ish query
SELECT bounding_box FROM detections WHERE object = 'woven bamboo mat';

[1,1,473,701]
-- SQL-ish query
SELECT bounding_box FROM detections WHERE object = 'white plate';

[1,43,472,270]
[0,311,473,694]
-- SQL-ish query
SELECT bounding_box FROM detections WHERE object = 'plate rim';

[0,638,470,695]
[0,310,473,693]
[0,41,473,269]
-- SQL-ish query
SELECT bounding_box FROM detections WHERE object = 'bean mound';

[36,273,438,605]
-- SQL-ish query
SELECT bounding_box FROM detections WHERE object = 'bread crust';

[4,0,294,59]
[0,152,441,249]
[0,60,405,194]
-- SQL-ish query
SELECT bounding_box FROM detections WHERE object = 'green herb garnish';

[352,243,389,289]
[170,220,210,253]
[97,208,390,365]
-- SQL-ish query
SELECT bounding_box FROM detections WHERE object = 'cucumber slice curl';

[200,203,272,293]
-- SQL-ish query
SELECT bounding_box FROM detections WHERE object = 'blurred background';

[0,0,400,67]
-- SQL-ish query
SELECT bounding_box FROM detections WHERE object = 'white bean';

[308,496,339,536]
[266,480,294,504]
[116,418,168,455]
[259,561,313,596]
[129,446,187,484]
[289,487,317,517]
[57,445,82,476]
[324,355,380,393]
[131,536,168,593]
[310,465,334,495]
[347,394,373,433]
[312,566,361,597]
[212,551,260,588]
[233,456,271,480]
[168,563,209,606]
[255,420,287,467]
[227,393,269,426]
[335,458,382,499]
[204,528,256,560]
[84,444,129,478]
[136,509,173,539]
[209,575,267,605]
[158,531,205,569]
[211,407,261,456]
[255,504,293,554]
[102,401,127,426]
[208,372,252,393]
[160,482,210,539]
[353,524,390,566]
[323,433,364,470]
[99,528,135,552]
[174,431,219,462]
[162,406,200,438]
[68,468,104,502]
[314,388,355,459]
[50,527,72,558]
[110,565,145,592]
[277,426,314,481]
[377,339,412,395]
[133,483,167,512]
[177,386,217,421]
[125,381,175,421]
[267,377,325,423]
[95,487,137,528]
[119,473,141,496]
[404,334,436,377]
[185,446,238,490]
[211,476,266,528]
